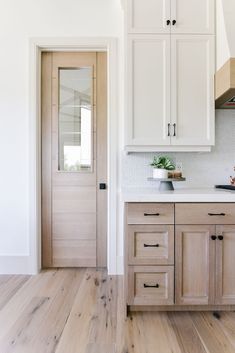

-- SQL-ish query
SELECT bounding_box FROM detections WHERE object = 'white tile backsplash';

[122,110,235,188]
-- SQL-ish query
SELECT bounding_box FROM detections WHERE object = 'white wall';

[0,0,124,274]
[216,0,230,69]
[220,0,235,59]
[216,0,235,69]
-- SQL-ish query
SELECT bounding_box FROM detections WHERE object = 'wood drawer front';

[128,225,174,265]
[127,203,174,224]
[128,266,174,305]
[175,203,235,225]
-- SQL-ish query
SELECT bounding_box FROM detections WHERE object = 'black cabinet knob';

[172,20,176,25]
[99,183,107,190]
[166,20,171,26]
[218,235,224,241]
[211,235,217,240]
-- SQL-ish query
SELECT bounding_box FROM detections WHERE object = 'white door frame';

[29,37,119,274]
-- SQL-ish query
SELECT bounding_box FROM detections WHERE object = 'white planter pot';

[153,168,168,179]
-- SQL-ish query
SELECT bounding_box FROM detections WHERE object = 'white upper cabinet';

[125,0,215,151]
[127,0,171,33]
[126,35,171,146]
[127,0,215,34]
[171,0,215,34]
[170,35,215,146]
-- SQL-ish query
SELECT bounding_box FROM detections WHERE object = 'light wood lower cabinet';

[125,202,235,312]
[216,225,235,304]
[128,225,174,265]
[175,224,235,306]
[128,266,174,305]
[175,225,215,305]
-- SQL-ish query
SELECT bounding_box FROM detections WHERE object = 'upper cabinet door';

[126,35,171,146]
[171,0,215,34]
[171,35,215,146]
[127,0,171,33]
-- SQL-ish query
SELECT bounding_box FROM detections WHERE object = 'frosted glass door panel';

[59,68,93,171]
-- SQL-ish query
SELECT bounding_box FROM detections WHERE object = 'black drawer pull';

[208,213,226,216]
[144,243,159,247]
[211,235,217,240]
[218,235,224,241]
[144,213,160,216]
[144,283,159,288]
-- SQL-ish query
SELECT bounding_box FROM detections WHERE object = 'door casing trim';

[29,37,119,274]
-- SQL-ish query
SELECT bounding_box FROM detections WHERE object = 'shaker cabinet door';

[175,225,215,305]
[171,35,215,146]
[126,35,171,147]
[127,0,171,34]
[215,225,235,305]
[170,0,215,34]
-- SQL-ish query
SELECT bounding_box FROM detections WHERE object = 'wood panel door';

[175,225,215,305]
[216,225,235,304]
[41,52,107,268]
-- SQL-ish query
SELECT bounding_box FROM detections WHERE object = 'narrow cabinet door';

[170,0,214,34]
[216,225,235,304]
[126,35,171,146]
[171,35,215,146]
[175,225,216,305]
[127,0,171,34]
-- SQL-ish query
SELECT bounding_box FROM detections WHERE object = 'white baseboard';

[107,256,124,275]
[116,255,124,275]
[0,256,32,274]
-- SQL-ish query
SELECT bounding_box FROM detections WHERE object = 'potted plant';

[150,156,175,179]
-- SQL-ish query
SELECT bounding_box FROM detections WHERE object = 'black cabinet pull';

[218,235,224,240]
[172,20,176,25]
[144,213,160,216]
[167,123,171,136]
[208,213,225,216]
[166,20,171,26]
[144,243,159,248]
[173,123,176,136]
[211,235,217,240]
[144,283,159,288]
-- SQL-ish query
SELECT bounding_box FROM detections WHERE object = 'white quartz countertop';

[122,187,235,203]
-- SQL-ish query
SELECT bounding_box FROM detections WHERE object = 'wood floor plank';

[55,269,103,353]
[27,269,86,353]
[0,269,68,342]
[214,312,235,349]
[121,312,182,353]
[1,269,235,353]
[87,271,117,346]
[85,343,116,353]
[168,312,208,353]
[191,312,235,353]
[0,275,30,310]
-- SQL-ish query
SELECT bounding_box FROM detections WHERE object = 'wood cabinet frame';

[125,202,235,313]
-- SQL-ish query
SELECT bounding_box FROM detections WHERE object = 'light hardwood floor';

[1,269,235,353]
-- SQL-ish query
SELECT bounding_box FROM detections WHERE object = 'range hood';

[215,0,235,108]
[215,58,235,109]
